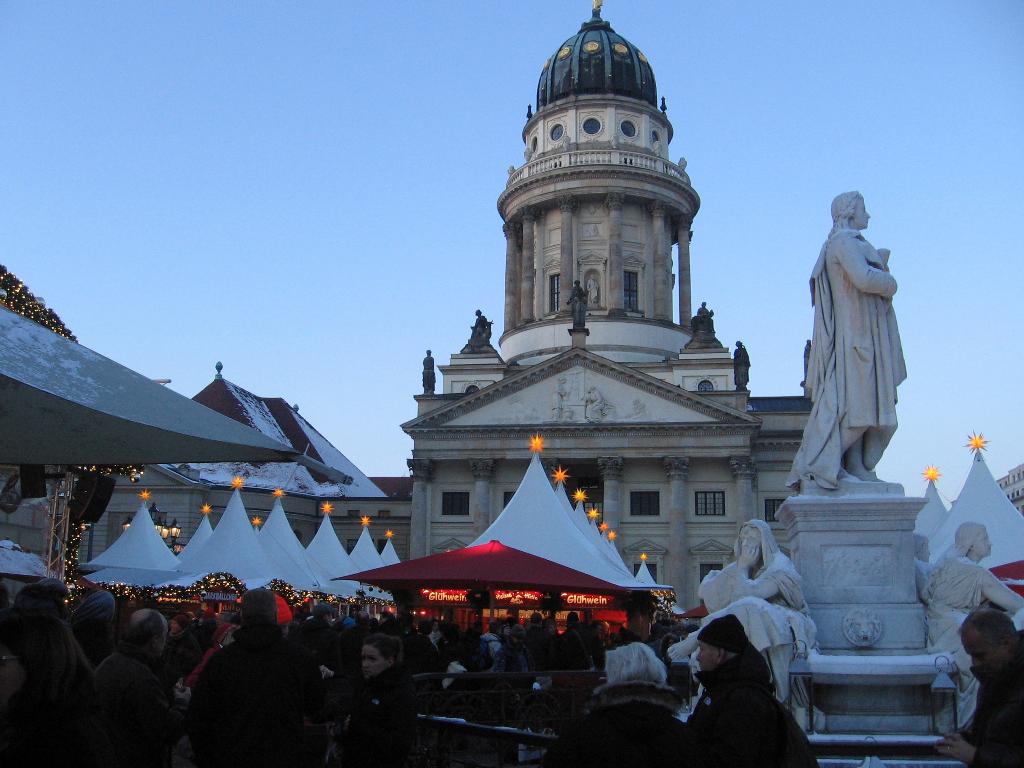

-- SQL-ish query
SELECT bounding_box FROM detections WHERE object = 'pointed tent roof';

[914,480,950,540]
[177,515,213,562]
[349,526,385,573]
[573,499,634,578]
[635,560,655,585]
[258,499,323,590]
[175,489,276,580]
[83,501,179,571]
[306,513,360,579]
[931,452,1024,568]
[469,454,664,589]
[381,538,401,566]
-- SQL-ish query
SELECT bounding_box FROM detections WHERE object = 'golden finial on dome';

[593,0,603,17]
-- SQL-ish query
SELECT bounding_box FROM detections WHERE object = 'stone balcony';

[505,149,690,189]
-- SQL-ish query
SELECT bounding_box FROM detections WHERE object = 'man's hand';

[936,733,976,765]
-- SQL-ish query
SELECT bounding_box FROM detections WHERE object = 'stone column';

[558,196,576,311]
[729,456,757,524]
[520,209,535,322]
[407,458,434,557]
[651,203,670,320]
[676,216,693,325]
[597,456,624,531]
[664,457,690,601]
[503,222,520,331]
[606,193,624,313]
[470,459,496,537]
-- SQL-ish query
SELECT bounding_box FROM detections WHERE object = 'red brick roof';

[368,476,413,499]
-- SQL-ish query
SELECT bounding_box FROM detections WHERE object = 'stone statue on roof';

[421,350,435,395]
[733,341,750,391]
[461,310,495,354]
[567,280,587,329]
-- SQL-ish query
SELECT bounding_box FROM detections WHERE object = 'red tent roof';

[344,540,632,594]
[991,561,1024,597]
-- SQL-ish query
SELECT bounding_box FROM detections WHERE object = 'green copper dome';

[536,10,657,111]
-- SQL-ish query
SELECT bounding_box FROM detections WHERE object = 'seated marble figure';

[668,520,816,701]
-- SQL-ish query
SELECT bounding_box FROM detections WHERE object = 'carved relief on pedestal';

[842,608,884,647]
[821,545,894,588]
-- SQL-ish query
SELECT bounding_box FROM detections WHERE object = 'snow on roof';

[186,461,350,497]
[930,452,1024,568]
[914,480,950,540]
[177,515,213,562]
[349,526,385,573]
[381,538,401,566]
[0,539,48,579]
[222,380,290,445]
[83,501,179,571]
[635,561,655,585]
[306,514,360,579]
[292,415,384,498]
[175,489,276,580]
[470,454,663,589]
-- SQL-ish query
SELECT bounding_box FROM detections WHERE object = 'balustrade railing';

[506,149,688,187]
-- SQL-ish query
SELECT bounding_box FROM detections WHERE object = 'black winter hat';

[698,614,748,653]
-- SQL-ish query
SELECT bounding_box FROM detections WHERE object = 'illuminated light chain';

[0,264,77,340]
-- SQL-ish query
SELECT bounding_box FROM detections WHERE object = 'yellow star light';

[922,466,941,482]
[965,433,988,453]
[640,552,648,561]
[321,501,334,515]
[552,466,570,485]
[138,490,152,501]
[231,476,245,489]
[572,489,588,503]
[272,488,285,498]
[607,530,618,541]
[360,515,371,527]
[598,522,609,532]
[529,434,545,453]
[385,529,395,538]
[200,503,212,515]
[586,509,600,520]
[250,516,263,528]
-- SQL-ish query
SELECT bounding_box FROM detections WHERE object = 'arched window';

[697,379,714,392]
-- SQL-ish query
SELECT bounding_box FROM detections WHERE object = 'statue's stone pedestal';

[779,491,927,651]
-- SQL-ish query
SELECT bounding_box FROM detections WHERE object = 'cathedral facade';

[403,8,809,607]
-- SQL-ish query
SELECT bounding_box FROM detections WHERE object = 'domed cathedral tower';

[403,5,810,609]
[499,5,698,365]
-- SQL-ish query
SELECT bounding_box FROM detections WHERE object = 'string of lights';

[0,264,76,341]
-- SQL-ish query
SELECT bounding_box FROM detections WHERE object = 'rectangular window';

[623,270,639,311]
[634,562,658,582]
[629,491,660,516]
[503,491,516,508]
[346,509,360,518]
[694,491,726,516]
[549,274,560,313]
[699,563,722,582]
[441,491,470,516]
[377,510,391,519]
[764,498,785,523]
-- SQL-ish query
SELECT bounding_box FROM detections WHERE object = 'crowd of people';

[1,578,1022,767]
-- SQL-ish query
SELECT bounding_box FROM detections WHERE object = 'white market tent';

[469,453,669,590]
[930,452,1024,569]
[177,515,213,562]
[306,513,360,578]
[83,501,180,572]
[380,538,401,566]
[175,489,276,582]
[914,479,950,541]
[570,497,634,578]
[349,526,386,573]
[635,560,656,585]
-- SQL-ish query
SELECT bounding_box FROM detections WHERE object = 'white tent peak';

[349,526,385,573]
[177,515,213,561]
[915,479,950,541]
[84,501,179,571]
[306,513,359,579]
[175,488,276,580]
[257,498,321,589]
[635,560,655,585]
[381,538,401,566]
[930,451,1024,568]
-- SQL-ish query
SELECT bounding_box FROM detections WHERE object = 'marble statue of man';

[923,522,1024,722]
[667,520,816,701]
[787,192,907,491]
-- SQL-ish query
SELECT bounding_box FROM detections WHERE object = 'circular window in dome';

[620,120,637,138]
[557,46,572,60]
[582,118,602,135]
[543,57,551,70]
[550,124,564,141]
[637,50,648,64]
[651,129,660,143]
[612,42,629,56]
[583,41,601,53]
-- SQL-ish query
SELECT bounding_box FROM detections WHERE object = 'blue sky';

[3,1,1022,499]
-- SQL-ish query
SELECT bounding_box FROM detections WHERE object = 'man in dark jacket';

[95,608,187,768]
[682,614,780,768]
[937,608,1024,767]
[187,589,326,768]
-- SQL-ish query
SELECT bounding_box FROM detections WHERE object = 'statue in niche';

[684,301,724,350]
[787,192,907,491]
[461,310,495,354]
[668,520,816,702]
[733,341,750,391]
[567,280,587,328]
[922,522,1024,723]
[421,350,436,395]
[586,275,600,307]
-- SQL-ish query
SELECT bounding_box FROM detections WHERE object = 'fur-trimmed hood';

[586,681,684,716]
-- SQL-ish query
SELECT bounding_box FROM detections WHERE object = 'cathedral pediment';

[404,349,756,430]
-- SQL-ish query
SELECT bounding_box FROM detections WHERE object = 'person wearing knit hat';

[681,613,783,767]
[70,590,117,667]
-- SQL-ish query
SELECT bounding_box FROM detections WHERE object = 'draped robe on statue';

[788,229,907,490]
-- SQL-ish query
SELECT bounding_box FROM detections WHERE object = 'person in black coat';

[544,641,688,768]
[681,614,780,768]
[342,632,417,768]
[187,589,326,768]
[70,589,116,669]
[0,612,119,768]
[937,608,1024,767]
